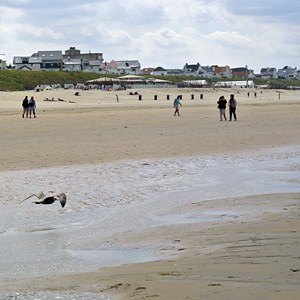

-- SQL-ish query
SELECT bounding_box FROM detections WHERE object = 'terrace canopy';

[117,75,145,83]
[85,77,120,84]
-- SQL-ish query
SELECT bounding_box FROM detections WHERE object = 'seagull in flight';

[20,191,67,207]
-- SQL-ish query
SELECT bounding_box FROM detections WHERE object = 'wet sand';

[0,88,299,299]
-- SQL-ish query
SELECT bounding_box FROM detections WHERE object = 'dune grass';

[0,69,299,91]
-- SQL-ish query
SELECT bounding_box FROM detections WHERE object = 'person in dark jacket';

[229,94,237,121]
[22,96,29,118]
[217,96,227,121]
[28,96,36,118]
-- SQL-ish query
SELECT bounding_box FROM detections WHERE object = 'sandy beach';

[0,87,299,299]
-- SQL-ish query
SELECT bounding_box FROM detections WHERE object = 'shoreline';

[1,192,299,299]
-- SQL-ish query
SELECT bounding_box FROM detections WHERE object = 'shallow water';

[0,146,299,299]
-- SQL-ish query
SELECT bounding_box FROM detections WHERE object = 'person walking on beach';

[229,94,237,121]
[22,96,29,118]
[173,95,182,116]
[28,96,36,118]
[217,96,227,121]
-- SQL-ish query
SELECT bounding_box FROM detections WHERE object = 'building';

[166,69,184,76]
[63,46,103,72]
[277,66,298,79]
[62,58,82,72]
[231,67,251,78]
[197,65,214,78]
[178,79,208,88]
[64,47,103,62]
[260,67,277,79]
[14,51,63,71]
[0,54,7,69]
[183,63,201,76]
[151,66,168,76]
[100,60,141,75]
[140,67,155,75]
[36,51,63,70]
[183,63,213,77]
[13,47,104,72]
[211,65,231,78]
[13,51,62,71]
[214,80,254,88]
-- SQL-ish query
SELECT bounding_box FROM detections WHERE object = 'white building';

[214,80,254,88]
[62,58,82,72]
[100,60,141,75]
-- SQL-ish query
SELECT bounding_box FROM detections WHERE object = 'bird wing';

[55,193,67,207]
[36,191,46,199]
[19,193,39,204]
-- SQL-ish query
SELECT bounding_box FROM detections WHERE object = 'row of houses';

[140,64,252,78]
[141,64,300,79]
[2,46,300,79]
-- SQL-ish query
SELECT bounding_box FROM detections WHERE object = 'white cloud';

[8,0,31,4]
[0,0,299,71]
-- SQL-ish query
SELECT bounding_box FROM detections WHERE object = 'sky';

[0,0,299,73]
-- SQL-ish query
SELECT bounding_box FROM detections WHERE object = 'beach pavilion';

[117,75,146,84]
[85,77,120,84]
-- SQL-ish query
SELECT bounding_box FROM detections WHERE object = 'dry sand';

[0,88,299,299]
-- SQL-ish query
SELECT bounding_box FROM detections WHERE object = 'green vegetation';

[0,70,300,91]
[0,70,103,91]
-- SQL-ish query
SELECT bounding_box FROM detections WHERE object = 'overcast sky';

[0,0,299,72]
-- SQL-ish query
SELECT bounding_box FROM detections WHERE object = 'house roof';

[115,60,140,68]
[231,67,248,72]
[184,63,200,71]
[140,68,154,75]
[201,66,213,72]
[37,51,63,61]
[13,56,42,64]
[153,66,166,72]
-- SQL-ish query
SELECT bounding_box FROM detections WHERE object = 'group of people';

[217,94,237,121]
[22,96,36,118]
[173,94,237,121]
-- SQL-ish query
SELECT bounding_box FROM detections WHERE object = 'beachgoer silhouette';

[22,96,29,118]
[28,96,36,118]
[229,94,237,121]
[217,96,227,121]
[173,96,182,116]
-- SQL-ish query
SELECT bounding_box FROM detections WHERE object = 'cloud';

[0,0,299,71]
[224,0,300,23]
[8,0,31,4]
